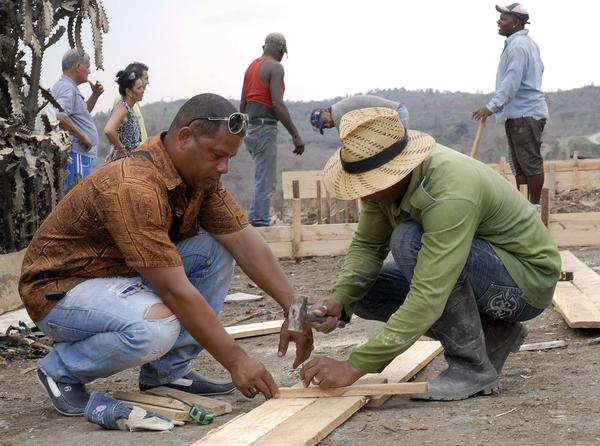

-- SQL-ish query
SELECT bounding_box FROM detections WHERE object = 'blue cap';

[310,108,325,135]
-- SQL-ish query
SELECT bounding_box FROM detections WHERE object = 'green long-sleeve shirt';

[332,144,561,373]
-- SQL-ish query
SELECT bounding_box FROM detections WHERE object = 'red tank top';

[243,56,285,107]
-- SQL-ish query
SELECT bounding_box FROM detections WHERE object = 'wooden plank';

[116,400,190,422]
[224,320,283,339]
[550,213,600,247]
[145,387,232,416]
[366,340,442,407]
[552,251,600,328]
[225,292,264,303]
[553,282,600,328]
[0,249,26,315]
[251,397,368,446]
[560,250,600,296]
[192,398,316,446]
[112,390,187,410]
[192,340,441,446]
[277,382,427,399]
[519,340,566,351]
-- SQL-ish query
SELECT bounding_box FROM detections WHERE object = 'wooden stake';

[470,120,486,159]
[316,180,322,224]
[292,180,301,261]
[541,188,550,227]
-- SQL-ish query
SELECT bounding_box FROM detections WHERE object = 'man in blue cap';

[310,94,409,135]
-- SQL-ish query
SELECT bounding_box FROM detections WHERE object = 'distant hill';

[94,86,600,208]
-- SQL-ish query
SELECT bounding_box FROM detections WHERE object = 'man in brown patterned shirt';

[20,93,313,417]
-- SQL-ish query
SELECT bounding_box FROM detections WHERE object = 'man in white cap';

[300,107,560,400]
[240,32,305,227]
[473,3,548,205]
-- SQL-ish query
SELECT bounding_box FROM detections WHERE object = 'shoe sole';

[412,379,499,401]
[36,372,85,417]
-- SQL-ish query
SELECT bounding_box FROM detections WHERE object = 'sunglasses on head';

[186,112,249,135]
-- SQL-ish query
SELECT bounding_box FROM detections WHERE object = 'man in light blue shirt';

[473,3,548,204]
[52,49,104,192]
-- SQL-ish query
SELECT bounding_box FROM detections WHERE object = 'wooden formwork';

[276,158,600,259]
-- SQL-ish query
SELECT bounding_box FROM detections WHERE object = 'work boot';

[36,368,90,416]
[140,370,235,396]
[481,314,528,374]
[413,280,499,401]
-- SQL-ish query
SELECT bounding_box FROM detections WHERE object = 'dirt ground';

[2,191,600,445]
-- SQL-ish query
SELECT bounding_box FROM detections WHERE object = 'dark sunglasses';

[186,112,249,135]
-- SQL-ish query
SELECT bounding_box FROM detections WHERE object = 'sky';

[39,0,600,114]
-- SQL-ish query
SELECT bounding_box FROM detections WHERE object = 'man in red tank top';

[240,32,305,227]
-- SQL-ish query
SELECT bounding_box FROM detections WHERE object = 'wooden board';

[552,250,600,328]
[0,249,26,315]
[549,213,600,247]
[224,320,283,339]
[192,341,441,446]
[552,281,600,328]
[145,386,232,416]
[277,382,427,398]
[365,339,443,407]
[257,215,600,260]
[113,390,187,410]
[192,398,316,446]
[116,400,190,422]
[225,293,264,303]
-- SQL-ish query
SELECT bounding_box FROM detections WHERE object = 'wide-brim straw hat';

[323,107,436,200]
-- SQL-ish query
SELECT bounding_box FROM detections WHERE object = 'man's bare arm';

[266,61,304,155]
[214,225,313,367]
[137,264,279,398]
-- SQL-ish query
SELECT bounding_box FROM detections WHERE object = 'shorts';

[64,150,95,190]
[505,117,546,177]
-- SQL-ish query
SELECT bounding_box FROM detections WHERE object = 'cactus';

[0,1,109,253]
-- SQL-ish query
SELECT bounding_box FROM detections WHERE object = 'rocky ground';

[1,190,599,446]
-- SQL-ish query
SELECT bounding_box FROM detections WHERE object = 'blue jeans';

[245,123,278,226]
[36,230,233,385]
[355,221,543,323]
[64,150,95,191]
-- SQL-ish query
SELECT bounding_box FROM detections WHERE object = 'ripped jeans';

[355,221,544,323]
[36,230,233,386]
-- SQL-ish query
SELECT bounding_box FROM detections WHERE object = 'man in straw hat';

[300,107,560,400]
[472,3,548,205]
[240,32,305,227]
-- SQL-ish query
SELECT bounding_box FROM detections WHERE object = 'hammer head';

[288,295,307,333]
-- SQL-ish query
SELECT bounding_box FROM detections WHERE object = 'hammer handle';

[307,313,346,328]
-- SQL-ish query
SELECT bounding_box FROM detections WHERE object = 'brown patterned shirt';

[19,133,248,321]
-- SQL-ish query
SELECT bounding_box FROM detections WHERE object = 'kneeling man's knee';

[390,221,423,263]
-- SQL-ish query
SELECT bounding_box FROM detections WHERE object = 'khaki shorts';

[505,117,546,177]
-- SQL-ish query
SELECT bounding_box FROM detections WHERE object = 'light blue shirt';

[52,75,99,157]
[487,30,549,122]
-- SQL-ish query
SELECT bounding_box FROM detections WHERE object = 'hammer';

[288,295,346,334]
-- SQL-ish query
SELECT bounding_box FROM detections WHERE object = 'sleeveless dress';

[116,100,141,154]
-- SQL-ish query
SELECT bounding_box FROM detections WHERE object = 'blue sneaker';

[36,368,89,416]
[85,392,174,431]
[140,370,235,396]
